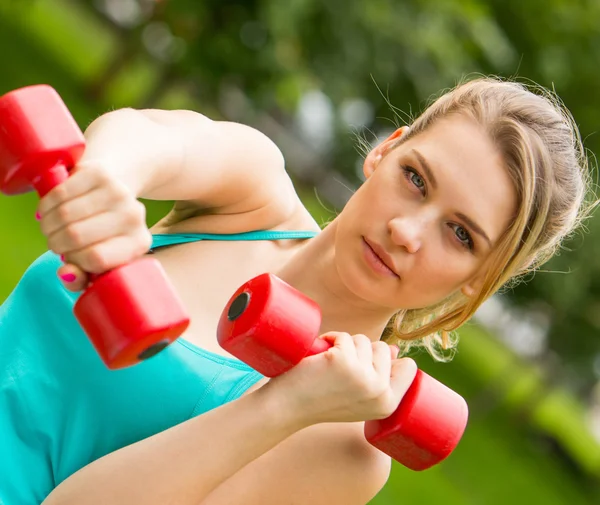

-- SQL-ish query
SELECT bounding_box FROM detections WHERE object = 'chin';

[333,226,400,308]
[335,255,399,310]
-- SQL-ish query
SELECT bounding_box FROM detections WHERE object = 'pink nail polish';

[60,273,77,283]
[60,255,65,262]
[35,211,41,221]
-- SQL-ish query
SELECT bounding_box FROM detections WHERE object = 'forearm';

[80,108,289,209]
[42,384,305,505]
[81,108,187,199]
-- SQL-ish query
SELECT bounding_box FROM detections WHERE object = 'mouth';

[362,237,400,278]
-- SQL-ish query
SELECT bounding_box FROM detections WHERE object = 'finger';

[56,263,89,292]
[372,341,392,378]
[389,344,400,359]
[307,335,334,356]
[40,187,118,236]
[47,212,121,255]
[66,232,152,274]
[47,208,146,256]
[352,334,373,365]
[320,332,354,357]
[37,165,107,217]
[389,358,418,403]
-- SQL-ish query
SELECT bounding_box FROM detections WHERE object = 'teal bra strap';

[151,230,319,250]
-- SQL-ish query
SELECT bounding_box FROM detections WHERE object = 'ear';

[460,271,486,299]
[363,126,410,178]
[460,283,478,299]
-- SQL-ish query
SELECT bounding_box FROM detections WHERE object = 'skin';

[276,115,517,340]
[34,110,518,505]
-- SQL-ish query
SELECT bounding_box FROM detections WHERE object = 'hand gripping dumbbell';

[217,273,469,471]
[0,84,190,369]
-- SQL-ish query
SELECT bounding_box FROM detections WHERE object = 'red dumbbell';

[217,273,469,471]
[0,84,190,369]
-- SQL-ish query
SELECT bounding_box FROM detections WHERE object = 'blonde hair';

[382,76,596,361]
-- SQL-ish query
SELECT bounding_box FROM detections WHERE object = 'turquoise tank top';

[0,230,318,505]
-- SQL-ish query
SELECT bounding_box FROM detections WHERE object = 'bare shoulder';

[201,422,392,505]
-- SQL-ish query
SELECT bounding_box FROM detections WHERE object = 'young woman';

[0,77,592,505]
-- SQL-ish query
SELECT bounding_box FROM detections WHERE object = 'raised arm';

[81,108,297,213]
[41,335,417,505]
[36,109,300,289]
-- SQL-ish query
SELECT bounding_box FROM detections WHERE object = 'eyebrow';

[412,149,438,190]
[456,213,493,248]
[412,149,493,248]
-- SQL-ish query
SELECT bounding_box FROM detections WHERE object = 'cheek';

[407,254,476,300]
[341,182,374,217]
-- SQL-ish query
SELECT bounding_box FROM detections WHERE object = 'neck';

[276,220,397,341]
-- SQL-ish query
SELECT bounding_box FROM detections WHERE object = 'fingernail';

[35,211,41,221]
[59,273,77,283]
[60,254,65,262]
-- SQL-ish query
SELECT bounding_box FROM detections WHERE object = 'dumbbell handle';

[237,322,466,470]
[302,337,467,470]
[2,85,101,284]
[218,274,468,470]
[0,85,191,369]
[32,160,104,285]
[31,162,69,197]
[304,336,332,357]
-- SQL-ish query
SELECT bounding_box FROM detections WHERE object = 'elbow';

[348,440,392,503]
[84,107,140,133]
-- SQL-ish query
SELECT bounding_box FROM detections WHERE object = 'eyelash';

[400,165,475,251]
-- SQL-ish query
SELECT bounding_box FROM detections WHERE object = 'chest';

[150,238,304,358]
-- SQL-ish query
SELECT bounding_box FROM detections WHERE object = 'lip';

[362,237,400,278]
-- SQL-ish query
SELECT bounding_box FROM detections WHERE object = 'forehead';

[403,114,517,242]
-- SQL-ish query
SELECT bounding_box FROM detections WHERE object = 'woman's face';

[335,114,517,310]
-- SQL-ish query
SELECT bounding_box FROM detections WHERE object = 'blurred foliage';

[73,0,600,388]
[2,0,600,503]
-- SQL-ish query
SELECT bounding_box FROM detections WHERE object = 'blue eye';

[402,166,426,194]
[450,224,474,250]
[400,165,475,252]
[411,172,425,188]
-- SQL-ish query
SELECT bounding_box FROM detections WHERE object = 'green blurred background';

[2,0,600,503]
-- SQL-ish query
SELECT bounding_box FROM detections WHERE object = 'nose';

[388,215,425,254]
